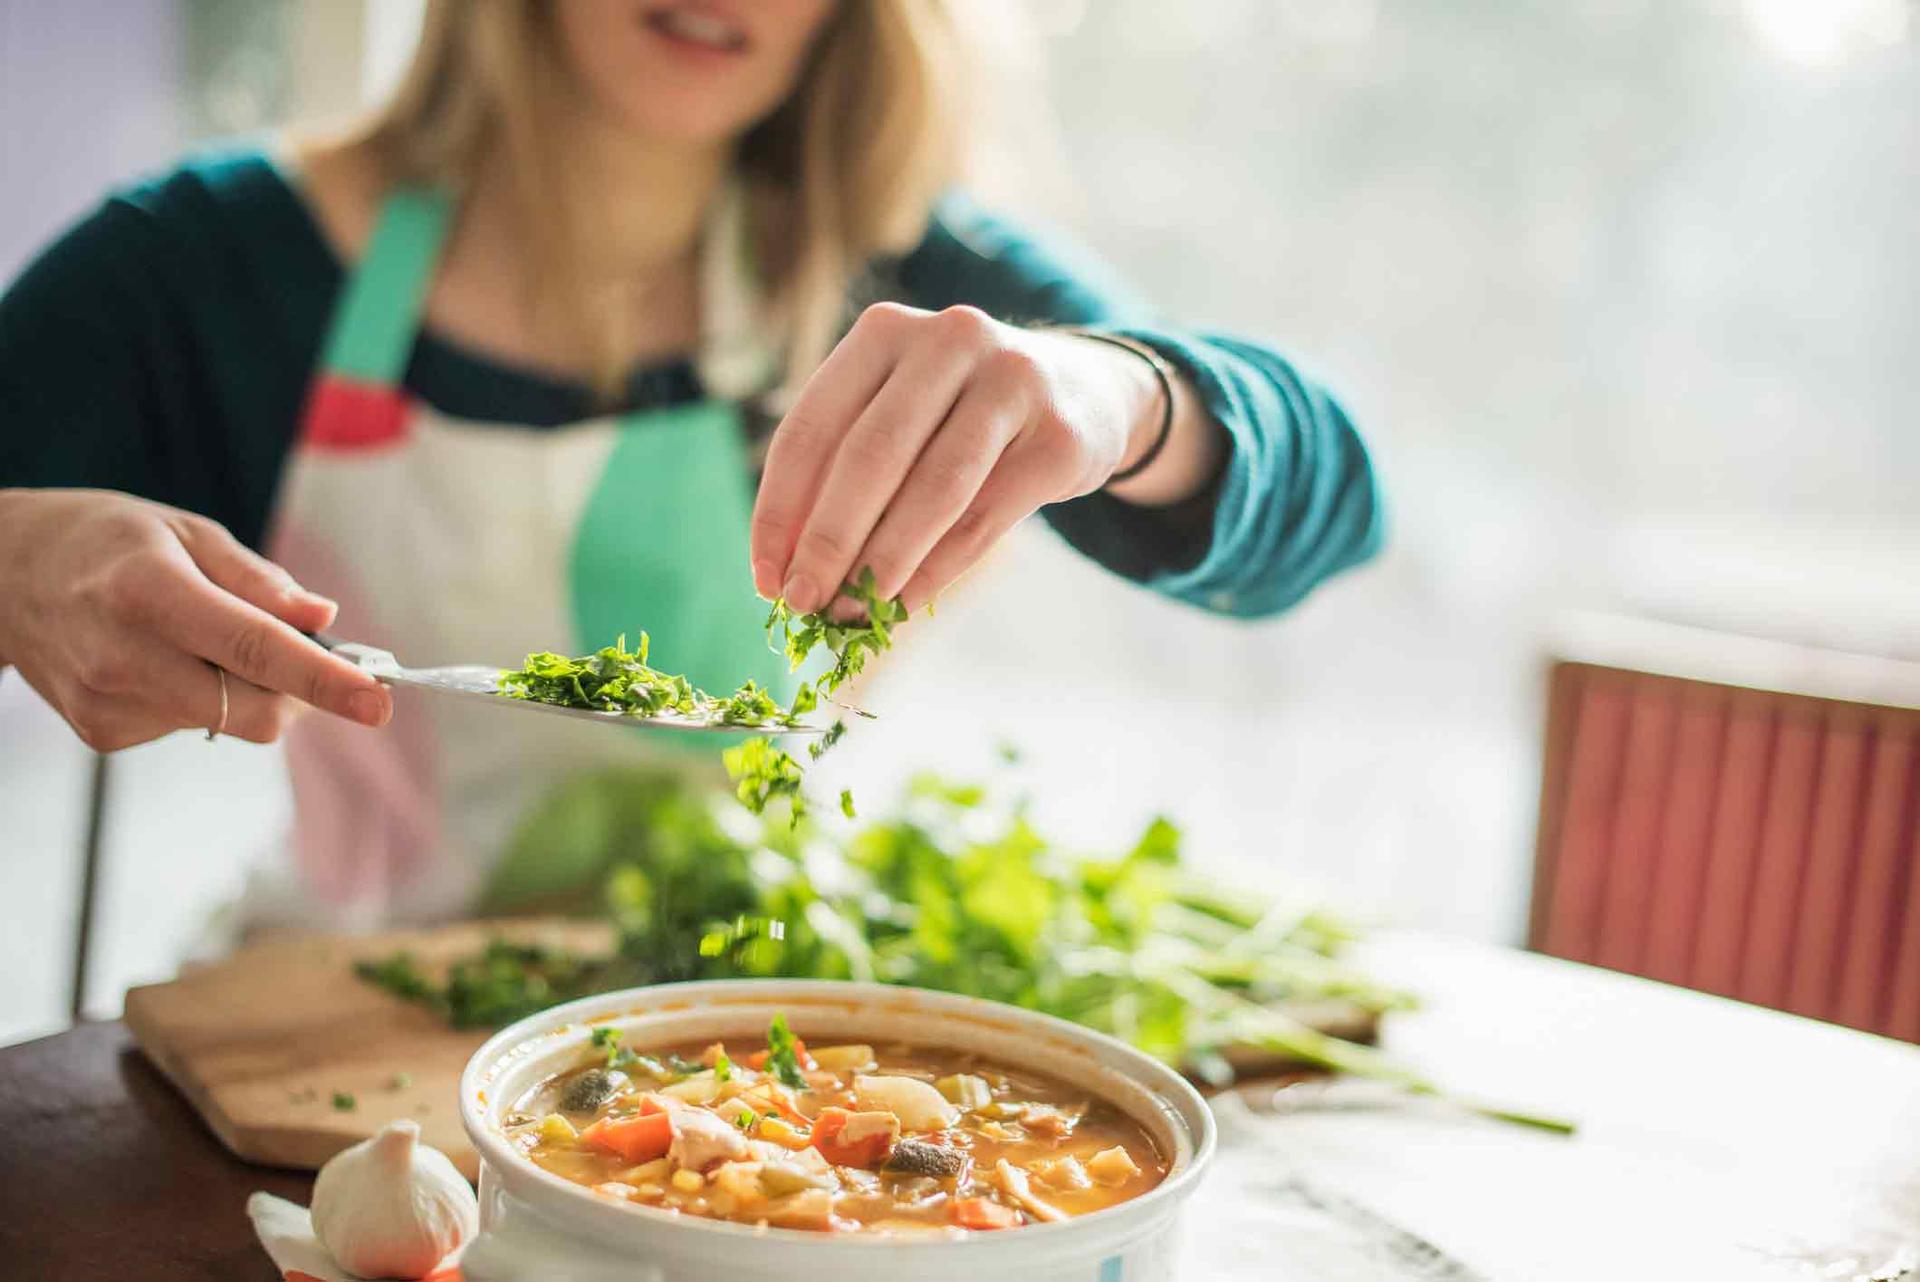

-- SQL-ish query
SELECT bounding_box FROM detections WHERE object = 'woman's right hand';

[0,488,392,751]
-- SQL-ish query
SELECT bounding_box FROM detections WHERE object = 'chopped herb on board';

[331,1091,357,1112]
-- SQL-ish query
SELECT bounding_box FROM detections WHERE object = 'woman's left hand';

[750,303,1212,617]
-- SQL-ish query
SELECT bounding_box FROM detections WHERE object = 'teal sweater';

[0,151,1382,619]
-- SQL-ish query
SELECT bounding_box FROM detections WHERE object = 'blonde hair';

[353,0,972,398]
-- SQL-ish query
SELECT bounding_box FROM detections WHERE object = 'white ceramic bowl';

[458,979,1216,1282]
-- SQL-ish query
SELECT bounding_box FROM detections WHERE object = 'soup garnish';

[503,1015,1165,1235]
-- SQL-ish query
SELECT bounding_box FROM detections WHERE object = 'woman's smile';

[641,3,753,60]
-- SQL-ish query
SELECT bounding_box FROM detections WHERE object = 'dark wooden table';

[0,1022,303,1280]
[5,938,1918,1281]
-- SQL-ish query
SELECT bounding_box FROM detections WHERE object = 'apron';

[252,186,788,930]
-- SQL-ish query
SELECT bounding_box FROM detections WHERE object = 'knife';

[307,633,822,735]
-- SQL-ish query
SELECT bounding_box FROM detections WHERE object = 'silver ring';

[206,666,229,742]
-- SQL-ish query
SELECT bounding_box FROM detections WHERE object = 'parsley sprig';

[764,566,910,707]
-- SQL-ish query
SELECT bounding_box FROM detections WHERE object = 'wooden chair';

[1529,613,1920,1042]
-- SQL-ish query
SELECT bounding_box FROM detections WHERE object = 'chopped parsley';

[331,1091,356,1112]
[764,566,908,700]
[712,1049,733,1083]
[496,564,911,825]
[589,1025,622,1068]
[497,633,799,731]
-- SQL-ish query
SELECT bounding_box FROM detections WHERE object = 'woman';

[0,1,1381,925]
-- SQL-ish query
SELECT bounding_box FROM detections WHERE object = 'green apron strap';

[318,188,455,385]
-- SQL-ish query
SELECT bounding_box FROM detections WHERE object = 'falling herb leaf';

[723,736,807,824]
[808,719,847,762]
[840,789,857,820]
[765,1013,807,1089]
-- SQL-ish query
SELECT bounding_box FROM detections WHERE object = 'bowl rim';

[459,978,1218,1253]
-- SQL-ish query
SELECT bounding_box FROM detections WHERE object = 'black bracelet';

[1068,330,1176,485]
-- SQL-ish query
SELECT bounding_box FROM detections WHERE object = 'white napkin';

[246,1192,464,1282]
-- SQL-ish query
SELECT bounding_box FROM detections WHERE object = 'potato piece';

[670,1168,706,1193]
[993,1159,1067,1223]
[809,1043,877,1073]
[708,1160,769,1216]
[759,1160,834,1197]
[854,1075,959,1133]
[619,1157,672,1184]
[935,1073,993,1110]
[762,1187,834,1231]
[660,1071,723,1106]
[1019,1104,1078,1137]
[714,1097,758,1127]
[537,1113,578,1143]
[1031,1155,1091,1191]
[1086,1145,1143,1187]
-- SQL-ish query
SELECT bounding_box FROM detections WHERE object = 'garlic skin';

[311,1120,478,1280]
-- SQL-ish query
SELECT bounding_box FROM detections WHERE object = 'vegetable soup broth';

[505,1020,1166,1234]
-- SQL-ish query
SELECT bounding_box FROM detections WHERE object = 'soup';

[503,1015,1167,1235]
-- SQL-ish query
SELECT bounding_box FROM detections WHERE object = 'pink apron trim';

[300,375,414,452]
[271,521,442,906]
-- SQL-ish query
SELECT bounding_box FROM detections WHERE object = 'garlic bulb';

[311,1120,477,1280]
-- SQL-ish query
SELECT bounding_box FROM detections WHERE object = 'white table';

[1187,934,1920,1280]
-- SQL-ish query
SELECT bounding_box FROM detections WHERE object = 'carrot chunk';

[580,1111,674,1164]
[810,1106,898,1167]
[951,1197,1023,1230]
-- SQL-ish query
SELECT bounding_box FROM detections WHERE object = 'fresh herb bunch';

[357,766,1568,1131]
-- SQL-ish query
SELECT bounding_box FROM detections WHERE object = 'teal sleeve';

[0,200,186,502]
[895,193,1385,619]
[0,152,329,549]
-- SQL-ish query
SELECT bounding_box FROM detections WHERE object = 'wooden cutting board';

[124,918,612,1180]
[125,918,1378,1180]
